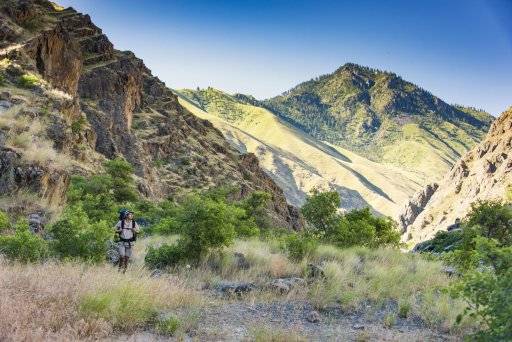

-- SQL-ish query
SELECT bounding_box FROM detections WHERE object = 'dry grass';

[0,259,202,340]
[1,104,72,168]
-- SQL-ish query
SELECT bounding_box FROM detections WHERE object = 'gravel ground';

[113,298,460,341]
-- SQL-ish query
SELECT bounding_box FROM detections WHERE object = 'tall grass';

[0,259,201,340]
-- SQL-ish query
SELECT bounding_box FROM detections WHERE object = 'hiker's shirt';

[115,220,140,245]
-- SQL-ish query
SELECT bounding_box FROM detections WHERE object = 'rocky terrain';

[0,0,301,229]
[400,107,512,243]
[263,64,494,182]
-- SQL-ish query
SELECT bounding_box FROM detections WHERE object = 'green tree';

[301,189,341,235]
[49,204,111,262]
[104,157,139,203]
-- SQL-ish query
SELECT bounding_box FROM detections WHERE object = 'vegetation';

[0,210,9,232]
[301,189,400,248]
[18,73,41,88]
[0,220,49,263]
[262,63,493,176]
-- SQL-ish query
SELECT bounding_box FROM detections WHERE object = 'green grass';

[18,73,41,88]
[79,283,159,330]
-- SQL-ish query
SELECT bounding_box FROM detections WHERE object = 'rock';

[306,310,320,323]
[234,252,250,270]
[307,263,325,279]
[106,240,120,264]
[268,277,305,294]
[398,183,439,233]
[441,266,457,277]
[352,324,365,330]
[150,269,163,278]
[402,107,512,243]
[28,212,45,234]
[0,100,12,113]
[217,282,256,297]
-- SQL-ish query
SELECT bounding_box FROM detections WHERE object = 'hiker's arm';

[114,221,121,232]
[134,222,140,233]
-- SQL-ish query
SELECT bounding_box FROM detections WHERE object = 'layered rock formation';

[0,0,301,229]
[401,107,512,243]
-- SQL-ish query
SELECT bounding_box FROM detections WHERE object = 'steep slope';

[0,0,301,229]
[400,107,512,244]
[264,63,493,182]
[176,88,423,218]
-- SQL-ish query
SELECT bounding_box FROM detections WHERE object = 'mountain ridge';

[261,63,493,181]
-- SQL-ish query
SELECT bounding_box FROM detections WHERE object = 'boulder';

[306,310,321,323]
[267,277,305,294]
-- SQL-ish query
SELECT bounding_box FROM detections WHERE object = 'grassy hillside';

[176,88,424,218]
[263,63,493,177]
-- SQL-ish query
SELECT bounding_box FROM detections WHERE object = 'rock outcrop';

[0,0,301,229]
[401,107,512,244]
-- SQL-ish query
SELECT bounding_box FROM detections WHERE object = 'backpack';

[117,209,137,242]
[119,219,137,242]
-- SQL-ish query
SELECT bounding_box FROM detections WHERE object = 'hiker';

[115,210,140,273]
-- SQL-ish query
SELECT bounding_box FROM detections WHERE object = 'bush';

[301,190,400,248]
[145,243,186,269]
[451,238,512,341]
[0,220,49,262]
[0,210,9,232]
[49,205,111,262]
[104,157,139,203]
[145,194,240,268]
[80,284,158,330]
[71,116,87,134]
[284,233,318,261]
[448,201,512,271]
[18,73,40,88]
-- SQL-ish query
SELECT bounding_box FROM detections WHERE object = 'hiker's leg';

[118,244,126,271]
[121,256,128,273]
[123,246,132,272]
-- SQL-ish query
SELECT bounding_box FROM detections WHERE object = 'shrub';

[0,220,49,262]
[326,208,400,248]
[451,238,512,341]
[71,116,87,134]
[18,73,40,88]
[284,233,318,261]
[155,316,181,336]
[448,201,512,271]
[145,243,186,269]
[0,210,9,232]
[80,284,158,330]
[104,158,139,203]
[49,205,111,262]
[145,194,239,268]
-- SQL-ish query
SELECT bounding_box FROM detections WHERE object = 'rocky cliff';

[400,107,512,243]
[0,0,301,229]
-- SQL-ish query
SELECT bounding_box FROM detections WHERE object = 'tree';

[301,189,341,235]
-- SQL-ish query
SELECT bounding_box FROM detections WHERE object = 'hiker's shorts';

[118,242,133,258]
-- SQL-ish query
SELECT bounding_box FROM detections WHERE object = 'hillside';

[176,88,424,217]
[400,106,512,243]
[0,0,300,229]
[263,63,494,181]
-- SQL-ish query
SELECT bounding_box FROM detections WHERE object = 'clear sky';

[58,0,512,116]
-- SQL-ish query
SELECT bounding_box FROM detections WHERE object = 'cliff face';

[0,0,301,229]
[400,107,512,243]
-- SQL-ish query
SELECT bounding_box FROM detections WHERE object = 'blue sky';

[59,0,512,115]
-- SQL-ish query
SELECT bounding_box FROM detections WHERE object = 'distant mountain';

[263,63,494,181]
[176,88,424,218]
[400,106,512,244]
